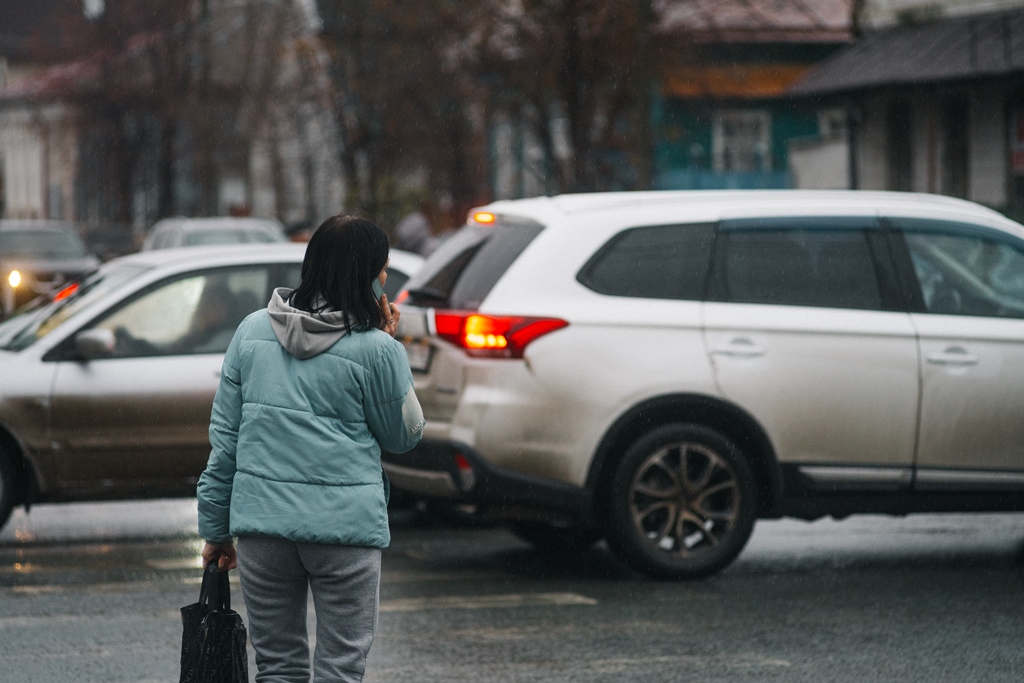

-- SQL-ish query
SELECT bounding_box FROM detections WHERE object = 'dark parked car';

[0,220,100,318]
[83,225,140,262]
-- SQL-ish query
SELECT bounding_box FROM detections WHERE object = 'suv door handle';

[712,338,766,358]
[926,347,979,366]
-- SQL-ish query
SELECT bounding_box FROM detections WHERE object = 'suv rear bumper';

[382,441,591,522]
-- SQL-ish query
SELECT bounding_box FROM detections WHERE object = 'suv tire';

[510,521,603,554]
[604,424,758,579]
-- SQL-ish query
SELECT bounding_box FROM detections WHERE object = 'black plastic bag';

[180,563,249,683]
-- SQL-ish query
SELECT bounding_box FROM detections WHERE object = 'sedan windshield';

[0,263,147,351]
[0,229,90,259]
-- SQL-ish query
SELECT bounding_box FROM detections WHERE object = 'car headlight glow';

[8,270,21,288]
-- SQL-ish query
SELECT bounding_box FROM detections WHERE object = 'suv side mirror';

[75,328,116,359]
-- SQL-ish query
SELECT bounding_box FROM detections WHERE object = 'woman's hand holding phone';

[381,294,399,336]
[374,274,399,337]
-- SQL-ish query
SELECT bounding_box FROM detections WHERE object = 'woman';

[196,215,424,683]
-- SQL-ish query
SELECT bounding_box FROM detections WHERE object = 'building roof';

[791,8,1024,95]
[656,0,854,43]
[0,57,100,103]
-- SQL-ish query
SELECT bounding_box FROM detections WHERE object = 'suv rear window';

[577,223,715,300]
[403,216,545,309]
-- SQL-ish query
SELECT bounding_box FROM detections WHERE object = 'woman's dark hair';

[291,215,389,332]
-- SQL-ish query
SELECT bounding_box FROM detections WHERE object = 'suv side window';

[577,223,715,300]
[711,227,883,310]
[893,218,1024,318]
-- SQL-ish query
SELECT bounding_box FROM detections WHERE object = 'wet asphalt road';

[1,500,1023,682]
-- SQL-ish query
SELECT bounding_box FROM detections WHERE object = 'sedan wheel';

[0,448,16,531]
[605,424,757,579]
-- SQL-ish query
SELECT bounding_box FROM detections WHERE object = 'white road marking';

[584,654,792,673]
[380,592,597,612]
[9,584,64,595]
[146,557,204,570]
[382,569,490,584]
[366,653,791,681]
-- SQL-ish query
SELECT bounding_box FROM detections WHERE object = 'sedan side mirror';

[75,328,116,359]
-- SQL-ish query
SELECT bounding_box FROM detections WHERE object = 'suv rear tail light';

[434,310,568,358]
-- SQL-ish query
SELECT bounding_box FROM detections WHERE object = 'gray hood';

[267,287,350,360]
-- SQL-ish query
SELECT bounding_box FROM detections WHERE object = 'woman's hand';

[380,293,400,337]
[201,541,238,571]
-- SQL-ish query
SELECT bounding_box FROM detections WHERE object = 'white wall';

[788,137,850,189]
[911,100,931,193]
[249,139,276,219]
[969,86,1008,206]
[861,0,1024,28]
[0,115,44,219]
[0,104,78,220]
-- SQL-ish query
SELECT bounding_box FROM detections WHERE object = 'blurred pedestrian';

[196,214,425,683]
[286,219,314,243]
[393,200,438,256]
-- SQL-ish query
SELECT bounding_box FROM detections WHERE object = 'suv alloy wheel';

[604,424,758,579]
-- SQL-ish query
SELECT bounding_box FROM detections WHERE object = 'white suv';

[385,190,1024,579]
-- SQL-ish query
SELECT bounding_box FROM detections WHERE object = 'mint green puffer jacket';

[197,290,424,548]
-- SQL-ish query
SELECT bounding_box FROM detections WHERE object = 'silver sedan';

[0,244,423,528]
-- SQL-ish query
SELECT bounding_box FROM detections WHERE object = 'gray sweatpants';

[237,535,382,683]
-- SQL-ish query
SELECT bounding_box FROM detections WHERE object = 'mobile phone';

[372,278,385,299]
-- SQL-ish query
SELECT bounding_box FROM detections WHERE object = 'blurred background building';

[3,0,1024,240]
[652,0,854,192]
[792,0,1024,219]
[0,0,342,240]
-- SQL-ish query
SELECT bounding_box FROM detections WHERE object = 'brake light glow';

[433,310,568,358]
[453,451,477,490]
[464,315,508,350]
[53,282,79,301]
[395,289,409,305]
[471,211,496,225]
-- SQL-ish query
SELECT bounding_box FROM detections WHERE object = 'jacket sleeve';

[363,337,425,454]
[196,326,245,543]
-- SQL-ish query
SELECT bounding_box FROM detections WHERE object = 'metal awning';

[791,9,1024,96]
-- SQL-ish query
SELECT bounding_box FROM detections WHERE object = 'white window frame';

[712,110,772,173]
[818,108,848,139]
